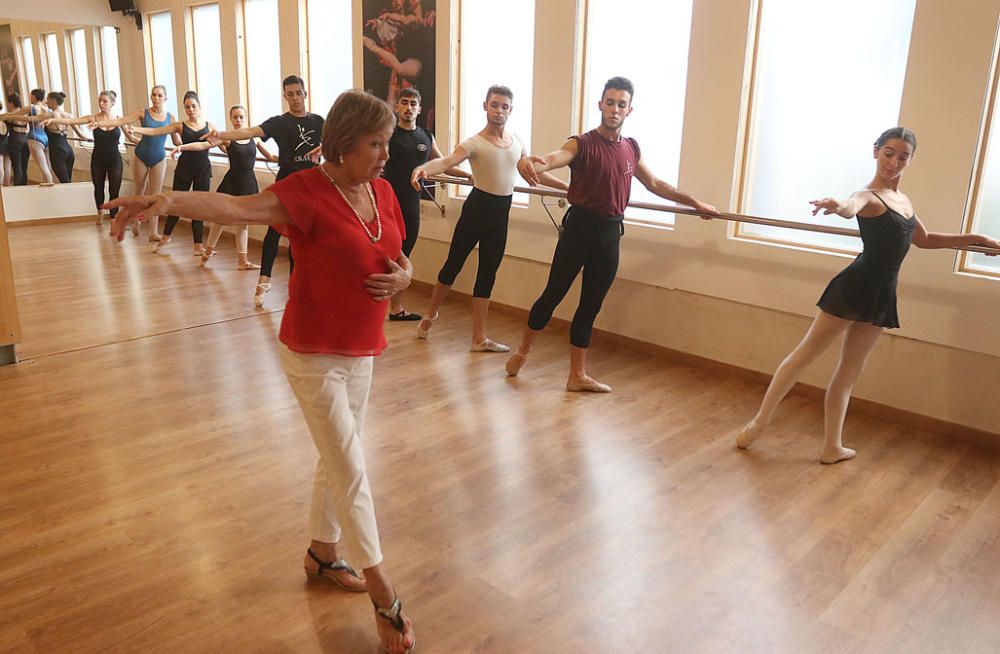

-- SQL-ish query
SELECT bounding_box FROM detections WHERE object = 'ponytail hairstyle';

[47,91,67,106]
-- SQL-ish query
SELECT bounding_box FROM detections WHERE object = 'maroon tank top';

[567,129,641,217]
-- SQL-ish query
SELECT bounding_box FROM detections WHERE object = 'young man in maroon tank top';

[507,76,719,392]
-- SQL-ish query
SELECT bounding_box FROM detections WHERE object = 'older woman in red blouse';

[107,90,415,654]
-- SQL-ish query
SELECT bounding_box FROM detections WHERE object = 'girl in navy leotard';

[92,85,177,241]
[46,90,124,226]
[191,104,277,269]
[130,91,217,255]
[736,128,1000,464]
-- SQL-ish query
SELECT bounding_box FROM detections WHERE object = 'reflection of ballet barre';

[427,175,1000,256]
[65,135,278,168]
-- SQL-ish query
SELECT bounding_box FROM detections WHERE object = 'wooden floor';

[3,222,1000,654]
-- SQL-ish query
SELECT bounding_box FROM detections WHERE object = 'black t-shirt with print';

[260,112,325,180]
[384,125,433,208]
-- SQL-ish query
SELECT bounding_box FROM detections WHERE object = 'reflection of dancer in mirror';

[735,128,1000,463]
[17,91,88,183]
[0,89,56,184]
[197,105,277,269]
[411,85,568,352]
[0,97,14,186]
[510,77,719,392]
[0,93,30,185]
[46,91,123,226]
[93,85,177,241]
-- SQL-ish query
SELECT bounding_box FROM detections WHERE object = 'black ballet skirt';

[217,139,259,196]
[816,194,915,329]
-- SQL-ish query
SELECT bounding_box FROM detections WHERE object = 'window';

[69,29,92,115]
[42,33,63,96]
[242,0,282,153]
[191,4,226,131]
[737,0,917,251]
[306,0,352,116]
[20,37,38,92]
[148,12,177,108]
[100,26,122,104]
[963,31,1000,276]
[580,0,694,226]
[457,0,534,203]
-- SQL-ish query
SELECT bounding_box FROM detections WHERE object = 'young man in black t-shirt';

[382,87,469,320]
[206,75,325,307]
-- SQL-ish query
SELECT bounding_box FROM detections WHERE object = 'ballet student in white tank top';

[411,84,568,352]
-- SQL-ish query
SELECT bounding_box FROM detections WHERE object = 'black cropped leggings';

[260,226,294,278]
[527,207,623,348]
[163,161,211,243]
[91,152,123,217]
[436,188,512,298]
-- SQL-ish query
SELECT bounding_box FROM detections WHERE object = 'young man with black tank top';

[411,85,568,352]
[508,76,719,392]
[204,75,324,307]
[382,87,470,321]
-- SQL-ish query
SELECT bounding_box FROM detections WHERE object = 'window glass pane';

[582,0,693,226]
[739,0,917,250]
[307,0,352,117]
[70,29,92,115]
[191,4,227,131]
[149,12,177,109]
[244,0,282,154]
[44,34,63,96]
[20,37,38,92]
[100,26,122,105]
[458,0,533,202]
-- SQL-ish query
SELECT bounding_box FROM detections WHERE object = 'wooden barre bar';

[65,135,277,165]
[427,175,1000,256]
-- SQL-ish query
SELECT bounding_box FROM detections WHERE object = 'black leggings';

[399,193,420,257]
[163,162,211,242]
[91,152,123,217]
[47,132,74,183]
[260,226,294,278]
[527,207,623,348]
[436,188,512,298]
[7,132,28,186]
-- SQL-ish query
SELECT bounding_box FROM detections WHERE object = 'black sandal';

[305,549,367,592]
[389,310,422,322]
[374,596,414,653]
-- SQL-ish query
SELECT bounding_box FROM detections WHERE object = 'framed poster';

[0,25,22,103]
[361,0,436,133]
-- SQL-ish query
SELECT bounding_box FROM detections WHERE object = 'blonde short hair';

[321,90,395,162]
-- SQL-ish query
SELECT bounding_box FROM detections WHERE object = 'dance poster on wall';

[0,25,22,104]
[362,0,437,133]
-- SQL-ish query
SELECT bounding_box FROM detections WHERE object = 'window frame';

[99,25,123,105]
[19,36,38,94]
[41,33,63,96]
[959,20,1000,279]
[189,2,227,131]
[67,28,93,117]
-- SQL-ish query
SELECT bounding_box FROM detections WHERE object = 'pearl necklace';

[320,165,382,243]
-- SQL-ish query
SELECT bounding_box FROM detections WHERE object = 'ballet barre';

[66,135,278,166]
[427,175,1000,256]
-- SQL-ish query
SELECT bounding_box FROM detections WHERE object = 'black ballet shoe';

[389,310,422,322]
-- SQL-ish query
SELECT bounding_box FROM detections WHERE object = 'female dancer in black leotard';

[46,90,123,225]
[15,91,87,183]
[1,94,29,185]
[735,128,1000,464]
[129,91,215,255]
[195,105,276,269]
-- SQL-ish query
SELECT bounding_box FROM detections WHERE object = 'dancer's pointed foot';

[505,352,527,377]
[470,338,509,353]
[735,421,764,450]
[416,312,438,339]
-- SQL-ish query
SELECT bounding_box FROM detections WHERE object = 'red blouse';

[268,169,405,356]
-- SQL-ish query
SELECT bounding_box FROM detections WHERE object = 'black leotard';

[217,139,258,196]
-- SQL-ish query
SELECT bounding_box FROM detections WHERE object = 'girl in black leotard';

[46,90,124,225]
[1,94,29,185]
[735,128,1000,464]
[197,105,277,269]
[15,91,88,183]
[129,91,216,255]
